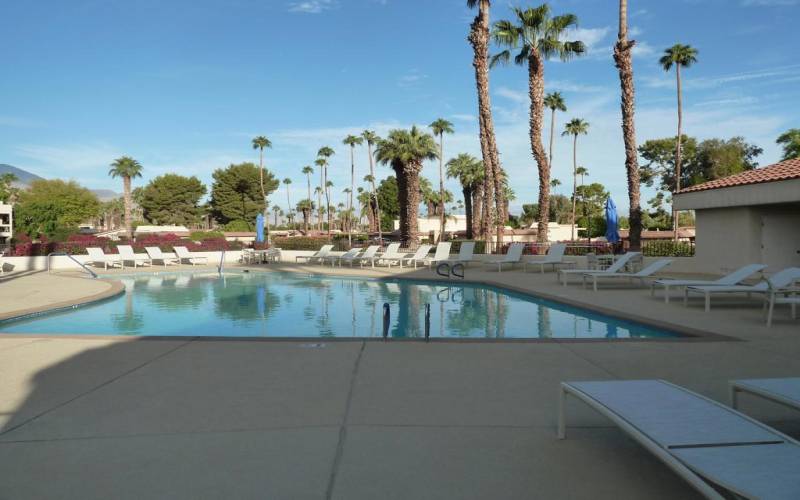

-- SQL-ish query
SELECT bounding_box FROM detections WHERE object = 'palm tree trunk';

[367,143,383,245]
[285,186,291,229]
[548,108,556,168]
[349,146,355,245]
[438,134,446,243]
[318,170,324,231]
[528,54,551,243]
[571,134,578,241]
[472,183,483,238]
[463,186,473,240]
[673,64,683,241]
[395,163,420,247]
[614,0,642,251]
[123,176,133,240]
[324,167,331,233]
[470,0,504,253]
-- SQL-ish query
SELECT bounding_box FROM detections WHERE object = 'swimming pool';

[0,272,680,339]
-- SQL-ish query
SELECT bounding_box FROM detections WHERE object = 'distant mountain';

[92,189,122,201]
[0,164,45,185]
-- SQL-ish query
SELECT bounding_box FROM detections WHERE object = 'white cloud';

[741,0,799,5]
[547,80,606,93]
[398,69,428,87]
[643,64,800,90]
[495,86,527,103]
[287,0,337,14]
[570,26,612,56]
[450,114,477,123]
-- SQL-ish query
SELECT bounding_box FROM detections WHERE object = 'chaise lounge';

[651,264,767,303]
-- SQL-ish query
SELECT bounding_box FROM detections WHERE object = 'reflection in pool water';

[0,272,678,339]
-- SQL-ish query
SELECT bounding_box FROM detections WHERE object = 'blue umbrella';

[256,213,265,243]
[604,197,620,244]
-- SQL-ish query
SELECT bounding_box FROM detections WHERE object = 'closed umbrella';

[604,197,620,244]
[256,213,265,243]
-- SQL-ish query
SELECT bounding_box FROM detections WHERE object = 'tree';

[314,159,326,230]
[375,127,438,246]
[468,0,506,252]
[362,130,384,243]
[492,4,585,242]
[613,0,643,250]
[0,173,19,203]
[251,136,272,215]
[140,174,206,226]
[562,118,589,240]
[296,199,314,232]
[776,129,800,160]
[282,178,293,228]
[317,146,335,232]
[660,43,698,238]
[429,118,455,242]
[544,92,567,168]
[301,165,314,226]
[575,182,609,239]
[210,163,278,229]
[376,176,400,231]
[550,178,561,193]
[272,204,282,227]
[342,135,363,244]
[447,153,485,239]
[14,179,101,238]
[108,156,143,239]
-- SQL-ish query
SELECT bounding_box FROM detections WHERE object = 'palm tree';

[613,0,642,251]
[108,156,143,239]
[375,126,438,246]
[576,166,589,186]
[550,178,561,193]
[317,146,335,232]
[544,92,567,168]
[283,178,292,228]
[361,130,383,244]
[468,0,506,252]
[492,5,585,242]
[342,187,352,233]
[251,136,272,213]
[776,129,800,160]
[301,165,314,227]
[296,199,314,232]
[272,204,281,227]
[660,43,698,239]
[562,118,589,240]
[429,119,455,242]
[314,159,326,230]
[342,135,363,245]
[447,154,484,240]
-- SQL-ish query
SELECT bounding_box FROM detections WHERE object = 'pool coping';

[0,266,735,343]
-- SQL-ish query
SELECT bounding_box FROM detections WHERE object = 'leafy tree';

[575,182,609,238]
[14,179,100,237]
[0,173,19,203]
[140,174,207,226]
[429,118,455,242]
[375,126,438,245]
[492,4,585,241]
[520,194,571,228]
[376,176,400,232]
[210,162,278,229]
[776,129,800,160]
[108,156,143,239]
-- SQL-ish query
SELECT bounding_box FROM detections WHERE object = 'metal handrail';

[47,252,98,279]
[218,248,226,274]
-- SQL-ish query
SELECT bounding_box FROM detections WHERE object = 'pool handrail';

[47,252,98,279]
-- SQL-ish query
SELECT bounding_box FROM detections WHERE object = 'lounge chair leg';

[557,386,567,439]
[705,293,711,312]
[593,277,598,292]
[664,285,671,304]
[730,384,739,409]
[684,288,689,306]
[767,297,775,327]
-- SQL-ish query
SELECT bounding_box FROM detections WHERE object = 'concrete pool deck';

[0,264,798,499]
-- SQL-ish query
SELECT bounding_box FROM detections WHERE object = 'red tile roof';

[680,158,800,193]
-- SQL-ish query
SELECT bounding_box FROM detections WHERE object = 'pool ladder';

[435,262,465,279]
[382,302,431,342]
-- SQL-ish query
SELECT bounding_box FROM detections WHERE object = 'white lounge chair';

[731,377,800,414]
[583,258,673,291]
[764,280,800,327]
[295,244,334,264]
[448,241,476,266]
[85,247,123,270]
[559,379,800,500]
[651,264,768,303]
[399,245,433,268]
[373,243,406,267]
[483,242,525,272]
[117,245,151,268]
[522,243,575,273]
[145,247,180,267]
[173,246,209,266]
[684,267,800,312]
[345,245,379,267]
[323,247,361,267]
[420,242,452,268]
[557,252,641,286]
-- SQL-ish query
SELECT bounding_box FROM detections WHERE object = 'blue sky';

[1,0,798,214]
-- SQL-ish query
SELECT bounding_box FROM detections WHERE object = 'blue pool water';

[0,272,680,339]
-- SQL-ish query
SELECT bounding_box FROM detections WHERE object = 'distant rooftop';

[680,158,800,193]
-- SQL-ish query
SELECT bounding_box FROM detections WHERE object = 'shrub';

[272,236,332,251]
[643,240,695,257]
[224,220,253,232]
[190,230,226,242]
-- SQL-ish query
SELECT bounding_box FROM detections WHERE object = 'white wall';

[2,251,242,272]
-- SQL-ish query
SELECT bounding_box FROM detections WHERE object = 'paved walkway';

[0,264,798,499]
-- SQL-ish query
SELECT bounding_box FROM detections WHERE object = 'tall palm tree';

[342,187,352,233]
[375,126,438,246]
[576,166,589,186]
[550,178,561,193]
[361,130,383,244]
[272,204,281,227]
[283,178,292,228]
[468,0,506,252]
[544,92,567,168]
[429,118,455,242]
[342,135,363,245]
[660,43,698,239]
[108,156,143,239]
[492,5,585,242]
[317,146,335,233]
[314,159,326,230]
[562,118,589,240]
[446,154,484,240]
[251,136,272,213]
[613,0,642,251]
[296,199,314,232]
[302,165,314,226]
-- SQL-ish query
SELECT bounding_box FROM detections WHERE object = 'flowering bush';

[9,232,242,256]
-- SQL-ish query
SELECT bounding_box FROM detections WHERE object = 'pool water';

[0,272,680,339]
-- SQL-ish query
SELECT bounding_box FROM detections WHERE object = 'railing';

[47,252,98,279]
[218,249,226,274]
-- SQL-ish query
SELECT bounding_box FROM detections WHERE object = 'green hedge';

[642,240,695,257]
[190,230,226,242]
[272,236,332,251]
